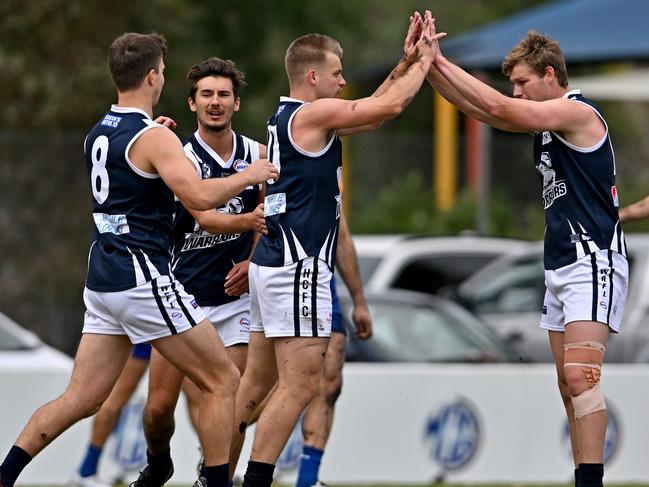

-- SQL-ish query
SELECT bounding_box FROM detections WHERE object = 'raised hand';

[416,10,446,64]
[246,158,279,185]
[403,11,423,65]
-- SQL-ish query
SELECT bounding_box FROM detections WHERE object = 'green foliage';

[349,170,544,240]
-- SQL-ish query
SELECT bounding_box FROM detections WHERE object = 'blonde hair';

[502,31,568,87]
[285,33,343,85]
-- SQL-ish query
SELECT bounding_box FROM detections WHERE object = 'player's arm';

[433,52,593,133]
[134,127,277,211]
[426,64,520,132]
[619,195,649,223]
[298,19,441,134]
[335,214,372,339]
[187,144,268,235]
[337,14,424,136]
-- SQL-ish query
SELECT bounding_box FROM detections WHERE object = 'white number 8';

[91,136,110,204]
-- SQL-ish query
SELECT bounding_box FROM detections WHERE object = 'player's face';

[315,51,346,99]
[508,62,551,102]
[151,59,165,106]
[189,75,240,132]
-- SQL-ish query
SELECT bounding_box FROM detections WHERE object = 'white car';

[348,234,529,296]
[0,311,73,369]
[458,234,649,362]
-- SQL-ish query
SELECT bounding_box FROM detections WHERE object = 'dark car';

[339,290,523,363]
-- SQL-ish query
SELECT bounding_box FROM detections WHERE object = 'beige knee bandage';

[563,341,606,419]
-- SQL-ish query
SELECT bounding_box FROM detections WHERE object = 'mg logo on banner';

[424,398,481,472]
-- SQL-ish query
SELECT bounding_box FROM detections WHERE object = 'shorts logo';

[239,317,250,332]
[424,398,480,471]
[233,159,250,173]
[542,305,548,315]
[190,299,198,309]
[542,131,552,145]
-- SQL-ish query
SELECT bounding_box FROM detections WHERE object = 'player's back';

[84,106,175,292]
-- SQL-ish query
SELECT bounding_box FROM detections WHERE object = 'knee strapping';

[563,341,606,419]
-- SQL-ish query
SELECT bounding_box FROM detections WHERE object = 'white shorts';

[83,274,206,344]
[540,250,628,333]
[202,296,250,347]
[249,257,333,338]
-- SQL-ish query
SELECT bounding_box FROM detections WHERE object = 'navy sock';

[578,463,603,487]
[574,467,580,487]
[203,463,229,487]
[147,448,173,482]
[296,446,324,487]
[79,445,102,477]
[0,445,32,487]
[242,460,275,487]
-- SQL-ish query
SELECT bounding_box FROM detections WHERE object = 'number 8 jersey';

[84,106,175,291]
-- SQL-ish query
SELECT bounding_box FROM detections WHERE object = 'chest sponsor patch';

[93,213,130,235]
[264,193,286,217]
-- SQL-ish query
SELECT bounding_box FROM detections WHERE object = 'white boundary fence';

[2,363,649,484]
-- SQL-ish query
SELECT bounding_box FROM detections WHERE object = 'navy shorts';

[131,343,152,360]
[331,276,346,335]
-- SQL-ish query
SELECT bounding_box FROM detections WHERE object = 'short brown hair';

[502,31,568,88]
[285,33,343,84]
[186,57,247,100]
[108,32,167,92]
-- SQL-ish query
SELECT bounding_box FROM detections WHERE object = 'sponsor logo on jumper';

[101,114,122,128]
[611,185,619,207]
[570,233,592,244]
[93,213,130,235]
[181,231,240,251]
[234,159,250,172]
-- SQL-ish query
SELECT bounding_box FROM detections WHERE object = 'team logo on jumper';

[424,398,480,471]
[199,160,212,179]
[562,400,620,464]
[537,153,567,209]
[218,196,244,215]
